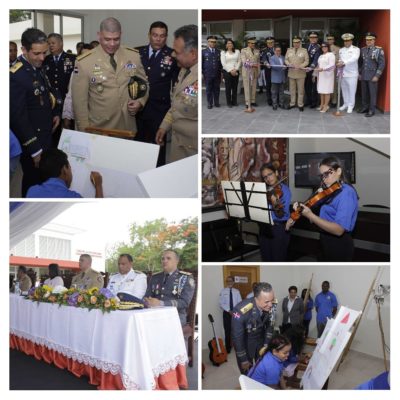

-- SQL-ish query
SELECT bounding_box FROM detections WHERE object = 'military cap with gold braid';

[341,33,354,41]
[247,36,257,44]
[326,33,335,40]
[292,35,301,43]
[365,32,377,40]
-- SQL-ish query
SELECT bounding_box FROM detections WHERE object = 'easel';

[303,273,314,310]
[85,126,136,139]
[336,266,385,371]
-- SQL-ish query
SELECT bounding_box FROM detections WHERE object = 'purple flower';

[28,287,35,296]
[100,288,114,299]
[67,292,79,306]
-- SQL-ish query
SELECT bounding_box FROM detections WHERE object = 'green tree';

[10,10,31,24]
[106,217,198,273]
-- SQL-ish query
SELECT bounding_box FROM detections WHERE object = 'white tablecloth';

[10,294,188,389]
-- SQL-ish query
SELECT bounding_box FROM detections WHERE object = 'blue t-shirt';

[249,351,284,386]
[315,291,338,323]
[319,183,358,232]
[304,298,314,321]
[272,183,291,222]
[354,371,390,390]
[27,178,82,198]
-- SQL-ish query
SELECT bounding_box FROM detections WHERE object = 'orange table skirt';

[10,334,188,390]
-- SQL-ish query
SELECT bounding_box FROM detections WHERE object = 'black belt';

[273,220,288,225]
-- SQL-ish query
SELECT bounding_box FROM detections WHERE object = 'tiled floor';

[202,90,390,134]
[201,347,388,390]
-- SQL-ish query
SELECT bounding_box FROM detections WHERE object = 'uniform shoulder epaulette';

[135,45,146,51]
[179,271,192,276]
[10,61,23,73]
[76,49,94,61]
[376,46,382,49]
[152,271,163,276]
[126,46,139,53]
[240,302,253,314]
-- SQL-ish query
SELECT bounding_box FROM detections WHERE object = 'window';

[244,19,272,42]
[39,236,71,260]
[299,19,325,43]
[10,234,35,257]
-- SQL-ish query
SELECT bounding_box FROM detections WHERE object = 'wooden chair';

[85,126,136,140]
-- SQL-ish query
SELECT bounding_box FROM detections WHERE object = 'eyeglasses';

[262,172,275,180]
[318,168,334,180]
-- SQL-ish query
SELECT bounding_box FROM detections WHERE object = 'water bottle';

[15,281,21,295]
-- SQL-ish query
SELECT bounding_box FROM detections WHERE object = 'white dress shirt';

[219,287,242,312]
[221,49,241,73]
[44,276,64,287]
[107,269,147,299]
[339,45,360,77]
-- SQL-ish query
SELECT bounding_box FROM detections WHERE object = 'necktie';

[149,49,156,64]
[251,48,254,55]
[110,54,117,71]
[229,288,233,311]
[182,68,190,82]
[54,55,59,63]
[163,273,169,285]
[295,48,298,55]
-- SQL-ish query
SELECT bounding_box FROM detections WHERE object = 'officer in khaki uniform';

[71,254,104,290]
[156,24,198,163]
[285,36,309,111]
[326,34,340,106]
[72,17,148,134]
[241,38,260,110]
[17,266,33,292]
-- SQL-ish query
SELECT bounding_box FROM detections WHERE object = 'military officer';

[16,266,32,292]
[259,36,275,106]
[107,254,147,299]
[71,254,104,290]
[144,249,195,326]
[338,33,360,114]
[231,282,275,374]
[156,25,198,163]
[202,35,222,109]
[241,37,260,111]
[326,34,340,106]
[10,41,18,67]
[285,36,309,111]
[358,32,386,117]
[305,31,321,108]
[71,17,149,135]
[135,21,179,167]
[10,28,61,197]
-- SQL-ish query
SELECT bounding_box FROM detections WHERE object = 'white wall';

[73,9,197,47]
[202,265,390,360]
[288,137,390,207]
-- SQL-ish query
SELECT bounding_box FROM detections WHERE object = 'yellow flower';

[90,296,97,304]
[87,287,99,296]
[43,285,53,292]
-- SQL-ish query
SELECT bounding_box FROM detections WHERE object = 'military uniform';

[285,39,309,109]
[241,45,260,107]
[107,269,147,299]
[136,44,178,166]
[202,46,222,107]
[145,269,195,326]
[359,33,385,116]
[71,268,104,290]
[10,57,60,196]
[259,43,275,105]
[305,33,321,107]
[231,297,273,374]
[71,45,148,134]
[159,63,198,163]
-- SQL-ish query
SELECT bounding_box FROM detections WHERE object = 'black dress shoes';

[365,111,375,117]
[215,104,220,108]
[289,105,296,110]
[358,108,368,114]
[298,106,304,112]
[251,103,258,107]
[207,105,213,109]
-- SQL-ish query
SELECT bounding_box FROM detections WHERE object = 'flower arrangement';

[26,286,118,313]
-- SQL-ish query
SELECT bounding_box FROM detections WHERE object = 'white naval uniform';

[107,269,147,299]
[219,287,242,312]
[339,45,360,111]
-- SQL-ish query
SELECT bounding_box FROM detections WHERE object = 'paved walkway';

[202,89,390,134]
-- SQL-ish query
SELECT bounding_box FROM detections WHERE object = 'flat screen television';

[294,152,356,188]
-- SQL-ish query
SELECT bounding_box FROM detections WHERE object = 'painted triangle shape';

[340,312,350,324]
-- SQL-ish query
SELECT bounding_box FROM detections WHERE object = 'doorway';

[223,265,260,300]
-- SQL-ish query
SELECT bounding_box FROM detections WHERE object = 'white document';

[58,129,159,198]
[137,155,198,198]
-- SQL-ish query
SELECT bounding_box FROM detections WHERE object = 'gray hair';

[174,24,198,51]
[100,17,121,33]
[254,282,273,298]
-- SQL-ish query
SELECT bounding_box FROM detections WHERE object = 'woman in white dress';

[44,263,64,287]
[220,39,241,107]
[314,42,336,113]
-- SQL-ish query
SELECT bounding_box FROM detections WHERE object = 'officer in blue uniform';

[135,21,179,166]
[305,31,321,108]
[260,37,275,106]
[144,249,195,326]
[231,282,275,374]
[358,32,386,117]
[10,28,61,197]
[202,35,222,109]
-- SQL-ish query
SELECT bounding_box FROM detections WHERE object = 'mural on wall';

[202,138,288,208]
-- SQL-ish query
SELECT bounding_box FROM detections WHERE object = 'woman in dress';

[220,39,241,107]
[314,42,335,113]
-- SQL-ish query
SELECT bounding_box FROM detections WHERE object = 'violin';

[266,176,288,219]
[208,314,228,366]
[290,181,342,222]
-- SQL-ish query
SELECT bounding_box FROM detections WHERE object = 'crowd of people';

[10,18,198,198]
[202,31,385,115]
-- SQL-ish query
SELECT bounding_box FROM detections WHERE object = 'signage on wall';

[234,276,249,284]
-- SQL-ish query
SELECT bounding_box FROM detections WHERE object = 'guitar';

[208,313,228,366]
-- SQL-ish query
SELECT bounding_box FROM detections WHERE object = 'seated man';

[71,254,104,290]
[26,148,103,198]
[144,249,195,326]
[107,254,147,299]
[15,265,32,292]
